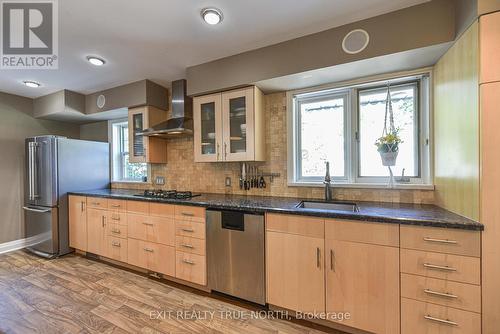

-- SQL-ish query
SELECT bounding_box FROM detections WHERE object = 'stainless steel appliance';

[24,136,109,258]
[207,210,265,305]
[136,189,201,200]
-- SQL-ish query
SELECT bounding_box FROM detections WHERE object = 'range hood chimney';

[138,79,193,137]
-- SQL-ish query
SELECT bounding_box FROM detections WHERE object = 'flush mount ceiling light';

[23,80,41,88]
[86,56,106,66]
[201,8,223,25]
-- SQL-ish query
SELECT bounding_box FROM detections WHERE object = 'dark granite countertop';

[68,188,483,231]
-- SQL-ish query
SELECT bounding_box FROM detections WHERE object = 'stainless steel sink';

[296,201,359,212]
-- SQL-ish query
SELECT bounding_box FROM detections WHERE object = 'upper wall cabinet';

[480,11,500,84]
[128,106,168,164]
[193,86,265,162]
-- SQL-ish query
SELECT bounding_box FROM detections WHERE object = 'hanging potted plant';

[375,130,402,166]
[375,84,402,167]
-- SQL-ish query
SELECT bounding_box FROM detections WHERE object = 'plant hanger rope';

[381,83,398,153]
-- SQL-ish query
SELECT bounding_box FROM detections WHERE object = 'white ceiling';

[0,0,429,98]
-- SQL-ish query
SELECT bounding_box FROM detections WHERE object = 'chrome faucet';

[324,161,332,201]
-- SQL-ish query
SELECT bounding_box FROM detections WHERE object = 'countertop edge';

[68,191,484,231]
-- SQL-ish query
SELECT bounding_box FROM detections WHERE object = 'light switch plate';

[225,177,231,187]
[155,176,165,185]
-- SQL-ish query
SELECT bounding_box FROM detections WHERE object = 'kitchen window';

[288,73,431,187]
[110,119,148,182]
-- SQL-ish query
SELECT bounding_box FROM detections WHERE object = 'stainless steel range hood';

[138,79,193,137]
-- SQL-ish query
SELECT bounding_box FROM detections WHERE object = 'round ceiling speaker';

[342,29,370,54]
[96,94,106,109]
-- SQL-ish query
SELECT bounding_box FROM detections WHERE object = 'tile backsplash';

[113,92,434,204]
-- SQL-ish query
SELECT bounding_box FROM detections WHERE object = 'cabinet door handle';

[181,212,194,217]
[143,248,154,252]
[181,228,195,233]
[102,216,106,227]
[216,143,220,160]
[424,315,458,326]
[423,289,458,299]
[181,244,194,249]
[423,263,457,272]
[81,201,85,212]
[183,259,195,265]
[224,142,227,159]
[316,247,321,268]
[423,237,458,245]
[330,249,335,271]
[112,242,121,247]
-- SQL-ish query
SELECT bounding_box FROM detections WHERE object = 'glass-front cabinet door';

[193,93,222,162]
[128,107,148,163]
[222,87,255,161]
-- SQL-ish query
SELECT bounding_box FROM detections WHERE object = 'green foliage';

[375,130,403,153]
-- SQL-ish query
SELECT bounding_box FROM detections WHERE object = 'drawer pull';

[111,229,121,234]
[181,212,195,217]
[92,202,100,206]
[182,259,195,265]
[181,228,195,233]
[111,216,121,221]
[424,289,458,299]
[423,263,457,272]
[112,242,121,247]
[144,248,154,252]
[110,204,121,208]
[181,244,194,249]
[423,237,458,245]
[424,315,458,326]
[142,222,154,226]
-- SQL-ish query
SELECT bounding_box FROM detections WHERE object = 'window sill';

[288,182,435,190]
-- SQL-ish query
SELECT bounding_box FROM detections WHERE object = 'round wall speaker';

[342,29,370,54]
[96,94,106,109]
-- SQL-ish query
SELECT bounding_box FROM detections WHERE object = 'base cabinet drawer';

[401,248,480,285]
[175,251,206,285]
[175,236,206,256]
[106,236,127,262]
[401,298,480,334]
[106,223,128,239]
[108,199,127,212]
[106,211,127,226]
[401,273,481,313]
[175,221,205,239]
[128,214,175,246]
[87,197,108,209]
[127,239,175,277]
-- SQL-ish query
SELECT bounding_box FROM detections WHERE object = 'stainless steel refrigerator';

[24,136,109,258]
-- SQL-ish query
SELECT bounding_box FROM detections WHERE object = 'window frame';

[108,118,150,183]
[294,90,351,183]
[287,70,433,189]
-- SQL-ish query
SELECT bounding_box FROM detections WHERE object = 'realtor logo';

[1,0,58,69]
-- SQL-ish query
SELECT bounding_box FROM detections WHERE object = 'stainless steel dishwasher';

[207,210,265,305]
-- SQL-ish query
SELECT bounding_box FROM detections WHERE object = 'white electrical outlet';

[155,176,165,185]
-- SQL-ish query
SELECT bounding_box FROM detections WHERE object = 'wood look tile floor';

[0,251,343,334]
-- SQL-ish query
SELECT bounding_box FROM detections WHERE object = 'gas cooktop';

[135,189,201,200]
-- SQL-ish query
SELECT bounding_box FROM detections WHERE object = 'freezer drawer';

[24,206,58,258]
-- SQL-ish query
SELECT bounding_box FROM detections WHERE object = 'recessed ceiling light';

[23,80,41,88]
[201,8,223,25]
[86,56,106,66]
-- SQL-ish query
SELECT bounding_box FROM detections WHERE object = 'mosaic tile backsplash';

[113,92,435,204]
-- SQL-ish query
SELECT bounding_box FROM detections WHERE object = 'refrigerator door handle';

[28,142,39,200]
[23,206,51,213]
[32,142,39,199]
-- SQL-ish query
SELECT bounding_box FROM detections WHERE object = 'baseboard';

[0,235,42,255]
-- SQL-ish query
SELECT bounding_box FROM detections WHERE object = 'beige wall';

[478,0,500,14]
[113,93,434,204]
[0,92,80,244]
[433,22,480,221]
[186,0,456,96]
[80,121,108,142]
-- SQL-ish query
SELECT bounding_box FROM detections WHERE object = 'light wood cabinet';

[128,106,168,164]
[193,86,265,162]
[480,11,500,84]
[86,208,107,256]
[325,219,400,334]
[266,231,325,313]
[127,238,175,276]
[69,195,87,251]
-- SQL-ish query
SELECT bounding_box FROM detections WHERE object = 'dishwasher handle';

[221,210,245,231]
